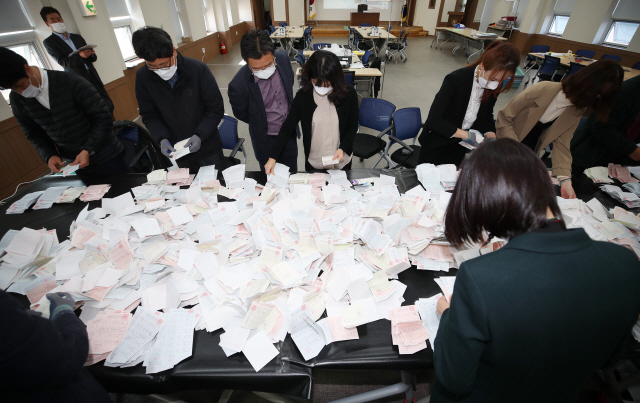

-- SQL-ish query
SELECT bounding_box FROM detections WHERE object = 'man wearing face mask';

[40,6,114,117]
[0,47,125,175]
[132,27,226,173]
[228,30,299,173]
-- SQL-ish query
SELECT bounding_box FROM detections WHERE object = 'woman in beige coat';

[492,60,623,198]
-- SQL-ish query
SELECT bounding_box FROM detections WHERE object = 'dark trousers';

[83,71,114,117]
[304,159,352,173]
[178,150,227,175]
[253,134,298,173]
[418,142,467,168]
[77,154,130,176]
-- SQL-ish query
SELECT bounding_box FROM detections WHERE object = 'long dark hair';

[469,41,521,102]
[301,50,350,104]
[444,139,564,247]
[562,59,623,122]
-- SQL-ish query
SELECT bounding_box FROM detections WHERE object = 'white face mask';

[51,22,66,34]
[313,84,332,96]
[153,56,177,81]
[478,72,500,90]
[253,63,276,80]
[16,74,41,98]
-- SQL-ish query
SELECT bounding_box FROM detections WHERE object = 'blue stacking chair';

[385,108,423,169]
[313,43,331,50]
[294,55,304,68]
[344,71,355,86]
[633,61,640,70]
[524,45,550,68]
[601,54,622,62]
[575,49,596,59]
[362,51,373,66]
[278,22,288,27]
[269,25,275,34]
[219,115,246,166]
[360,23,371,27]
[534,55,561,83]
[352,98,397,167]
[297,51,305,63]
[562,61,585,80]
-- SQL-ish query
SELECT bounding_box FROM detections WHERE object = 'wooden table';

[527,52,640,81]
[270,27,304,56]
[431,27,507,63]
[351,26,396,58]
[486,24,514,40]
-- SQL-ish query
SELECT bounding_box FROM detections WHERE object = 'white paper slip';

[242,331,279,372]
[60,164,80,177]
[322,156,339,166]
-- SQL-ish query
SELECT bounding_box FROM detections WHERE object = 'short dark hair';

[132,27,173,62]
[562,59,623,122]
[240,29,275,61]
[0,47,28,90]
[300,50,350,104]
[444,139,564,247]
[40,6,61,22]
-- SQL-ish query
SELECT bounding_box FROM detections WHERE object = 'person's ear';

[45,20,51,28]
[24,65,32,76]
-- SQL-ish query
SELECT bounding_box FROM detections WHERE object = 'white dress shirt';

[539,90,573,124]
[461,66,484,132]
[33,67,50,110]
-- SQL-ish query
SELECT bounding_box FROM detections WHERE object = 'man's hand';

[160,139,175,156]
[484,132,497,140]
[333,148,345,163]
[265,158,276,175]
[46,292,75,320]
[561,180,577,199]
[79,49,93,59]
[48,156,63,173]
[71,150,90,168]
[437,295,451,315]
[185,135,202,153]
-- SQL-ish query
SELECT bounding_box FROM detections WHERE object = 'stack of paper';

[147,169,167,184]
[170,139,191,160]
[623,183,640,198]
[415,294,442,350]
[80,185,111,202]
[166,169,190,185]
[32,187,69,210]
[438,165,457,190]
[600,185,640,208]
[85,310,132,365]
[5,192,43,214]
[416,163,445,194]
[144,309,199,373]
[106,307,165,367]
[56,187,87,203]
[584,167,613,184]
[390,305,429,354]
[609,163,638,183]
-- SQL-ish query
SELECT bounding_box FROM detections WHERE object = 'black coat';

[571,75,640,168]
[10,70,122,166]
[43,33,102,86]
[269,86,359,162]
[0,291,112,403]
[419,66,497,167]
[136,52,224,166]
[432,228,640,403]
[228,51,299,166]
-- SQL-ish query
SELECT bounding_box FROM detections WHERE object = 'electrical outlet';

[236,31,238,35]
[202,47,206,53]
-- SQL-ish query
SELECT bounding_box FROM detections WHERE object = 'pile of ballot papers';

[3,162,640,373]
[6,192,43,214]
[609,164,638,183]
[584,167,613,184]
[600,185,640,208]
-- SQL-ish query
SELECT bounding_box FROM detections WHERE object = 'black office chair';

[295,55,305,68]
[313,43,331,50]
[601,54,622,63]
[575,49,596,59]
[352,98,396,167]
[384,108,423,169]
[531,55,561,84]
[633,61,640,70]
[561,61,585,80]
[360,23,372,27]
[219,115,246,166]
[116,120,172,173]
[387,31,409,63]
[343,71,355,86]
[278,22,288,27]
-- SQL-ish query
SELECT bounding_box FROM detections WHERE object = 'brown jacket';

[496,81,583,177]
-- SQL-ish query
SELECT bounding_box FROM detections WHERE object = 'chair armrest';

[130,144,149,168]
[376,125,394,139]
[389,135,415,153]
[229,138,245,159]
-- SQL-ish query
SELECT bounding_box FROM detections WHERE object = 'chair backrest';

[362,51,373,65]
[219,115,239,150]
[313,43,331,50]
[575,49,596,59]
[279,22,288,27]
[359,98,396,132]
[360,23,371,27]
[392,108,422,141]
[402,31,410,45]
[633,61,640,70]
[295,55,304,67]
[531,45,550,54]
[601,54,622,62]
[269,25,275,33]
[298,51,305,62]
[540,55,561,75]
[343,71,355,86]
[566,61,585,78]
[264,29,271,37]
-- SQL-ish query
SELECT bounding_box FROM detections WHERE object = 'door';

[251,0,266,31]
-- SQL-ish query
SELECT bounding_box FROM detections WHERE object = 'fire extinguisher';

[220,42,226,54]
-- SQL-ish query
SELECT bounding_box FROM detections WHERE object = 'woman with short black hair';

[495,60,624,199]
[264,50,359,173]
[431,138,640,403]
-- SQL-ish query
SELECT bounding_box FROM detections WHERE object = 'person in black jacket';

[419,42,520,167]
[40,6,114,116]
[265,51,359,173]
[0,47,125,175]
[229,30,299,173]
[0,290,112,403]
[132,27,226,173]
[572,75,640,169]
[432,138,640,403]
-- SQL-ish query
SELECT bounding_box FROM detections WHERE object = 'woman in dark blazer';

[432,139,640,403]
[419,42,520,167]
[265,51,359,173]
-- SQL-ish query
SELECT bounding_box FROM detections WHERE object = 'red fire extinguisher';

[220,42,226,54]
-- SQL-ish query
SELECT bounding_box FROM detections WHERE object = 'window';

[1,43,46,102]
[548,14,569,36]
[113,25,136,60]
[603,20,639,47]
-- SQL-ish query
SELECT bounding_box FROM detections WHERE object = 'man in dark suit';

[40,6,114,116]
[228,29,299,173]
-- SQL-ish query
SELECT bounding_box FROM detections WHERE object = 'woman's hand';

[484,132,496,139]
[264,158,276,175]
[333,149,345,163]
[561,180,577,199]
[437,295,451,315]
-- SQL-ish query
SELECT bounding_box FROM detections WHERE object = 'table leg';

[466,41,484,64]
[440,34,454,50]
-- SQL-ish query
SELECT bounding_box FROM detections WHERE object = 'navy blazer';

[228,51,299,143]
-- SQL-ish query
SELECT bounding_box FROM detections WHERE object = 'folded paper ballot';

[4,162,640,372]
[68,44,97,57]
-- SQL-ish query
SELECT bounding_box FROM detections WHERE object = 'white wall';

[273,0,286,21]
[475,0,487,22]
[183,0,208,40]
[414,0,439,34]
[488,0,514,25]
[439,0,457,24]
[289,0,305,26]
[311,0,406,23]
[238,0,253,22]
[126,0,147,31]
[139,0,180,44]
[212,0,230,31]
[562,0,616,44]
[228,0,241,25]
